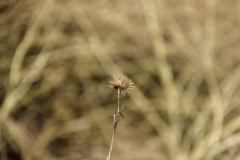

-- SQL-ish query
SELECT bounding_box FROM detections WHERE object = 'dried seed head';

[108,73,134,95]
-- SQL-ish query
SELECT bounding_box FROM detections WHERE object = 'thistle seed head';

[108,73,134,95]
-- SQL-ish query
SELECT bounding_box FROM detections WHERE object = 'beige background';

[0,0,240,160]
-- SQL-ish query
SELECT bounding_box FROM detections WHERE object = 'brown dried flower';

[108,73,134,95]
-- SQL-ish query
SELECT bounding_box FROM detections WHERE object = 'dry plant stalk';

[106,73,134,160]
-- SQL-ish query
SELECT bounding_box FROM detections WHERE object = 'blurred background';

[1,0,240,160]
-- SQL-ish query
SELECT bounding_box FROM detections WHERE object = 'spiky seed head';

[108,73,134,95]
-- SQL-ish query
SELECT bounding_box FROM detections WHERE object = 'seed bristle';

[108,73,134,95]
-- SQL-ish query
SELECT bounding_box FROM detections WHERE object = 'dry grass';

[1,0,240,159]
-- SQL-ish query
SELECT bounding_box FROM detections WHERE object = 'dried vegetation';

[0,0,240,160]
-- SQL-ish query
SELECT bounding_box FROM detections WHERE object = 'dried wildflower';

[108,73,134,95]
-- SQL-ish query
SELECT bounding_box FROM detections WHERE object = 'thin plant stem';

[106,115,116,160]
[118,88,120,113]
[106,89,121,160]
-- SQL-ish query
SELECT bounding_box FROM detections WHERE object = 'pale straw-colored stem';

[106,88,121,160]
[106,115,116,160]
[118,88,120,113]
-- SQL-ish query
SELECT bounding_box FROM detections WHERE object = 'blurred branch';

[141,0,181,158]
[0,43,53,122]
[141,0,177,102]
[2,118,33,158]
[67,0,121,75]
[206,132,240,158]
[25,121,57,160]
[190,0,224,160]
[9,0,55,88]
[221,65,240,114]
[0,2,55,159]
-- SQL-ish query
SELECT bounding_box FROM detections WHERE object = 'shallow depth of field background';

[1,0,240,160]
